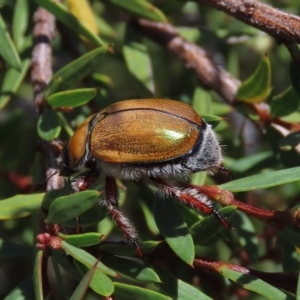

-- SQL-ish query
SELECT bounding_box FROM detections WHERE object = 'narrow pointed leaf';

[114,282,172,300]
[224,151,273,173]
[59,232,102,248]
[139,200,159,235]
[37,109,61,141]
[0,59,30,109]
[154,197,195,265]
[44,47,107,97]
[150,265,213,300]
[271,86,300,117]
[0,193,44,219]
[219,166,300,192]
[74,260,114,296]
[190,206,237,244]
[41,187,71,211]
[220,267,294,300]
[123,25,154,93]
[47,88,97,108]
[35,0,106,48]
[66,0,98,49]
[101,0,167,22]
[61,241,118,277]
[102,255,161,283]
[12,0,29,52]
[177,279,212,300]
[3,277,35,300]
[48,190,100,224]
[237,55,272,103]
[98,240,162,256]
[0,13,21,70]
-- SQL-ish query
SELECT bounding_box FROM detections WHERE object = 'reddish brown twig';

[197,0,300,44]
[132,18,240,104]
[187,184,298,227]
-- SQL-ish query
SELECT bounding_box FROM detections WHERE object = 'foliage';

[1,0,300,299]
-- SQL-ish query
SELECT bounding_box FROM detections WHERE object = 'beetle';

[62,99,230,256]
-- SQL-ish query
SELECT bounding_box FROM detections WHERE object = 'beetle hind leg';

[149,178,232,229]
[105,177,143,258]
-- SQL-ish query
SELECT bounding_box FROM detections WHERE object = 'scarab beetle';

[62,99,229,255]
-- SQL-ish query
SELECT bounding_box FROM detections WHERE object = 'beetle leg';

[149,178,232,229]
[105,177,143,258]
[105,176,119,206]
[71,172,98,193]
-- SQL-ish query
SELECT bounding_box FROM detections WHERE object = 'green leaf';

[34,0,106,48]
[153,265,213,300]
[190,206,237,244]
[102,255,161,283]
[41,187,71,211]
[220,267,294,300]
[177,279,212,300]
[297,268,300,300]
[276,227,300,248]
[60,202,107,228]
[59,232,102,248]
[271,86,300,117]
[61,241,118,277]
[47,88,97,108]
[44,47,107,97]
[101,0,167,22]
[224,151,273,173]
[12,0,29,52]
[33,251,43,300]
[73,260,114,297]
[192,87,213,115]
[0,59,30,109]
[153,197,195,265]
[202,114,223,128]
[0,193,44,219]
[123,25,154,93]
[98,240,162,256]
[278,132,300,151]
[232,211,259,262]
[48,190,101,224]
[114,282,172,300]
[289,59,300,98]
[139,200,160,235]
[237,55,272,103]
[3,277,35,300]
[0,13,21,70]
[219,166,300,192]
[37,109,61,141]
[0,239,32,258]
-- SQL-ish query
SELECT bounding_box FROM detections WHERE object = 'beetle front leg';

[105,177,143,258]
[149,178,232,229]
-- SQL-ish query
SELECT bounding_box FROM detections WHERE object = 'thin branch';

[197,0,300,44]
[131,18,240,104]
[31,7,64,192]
[31,7,55,114]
